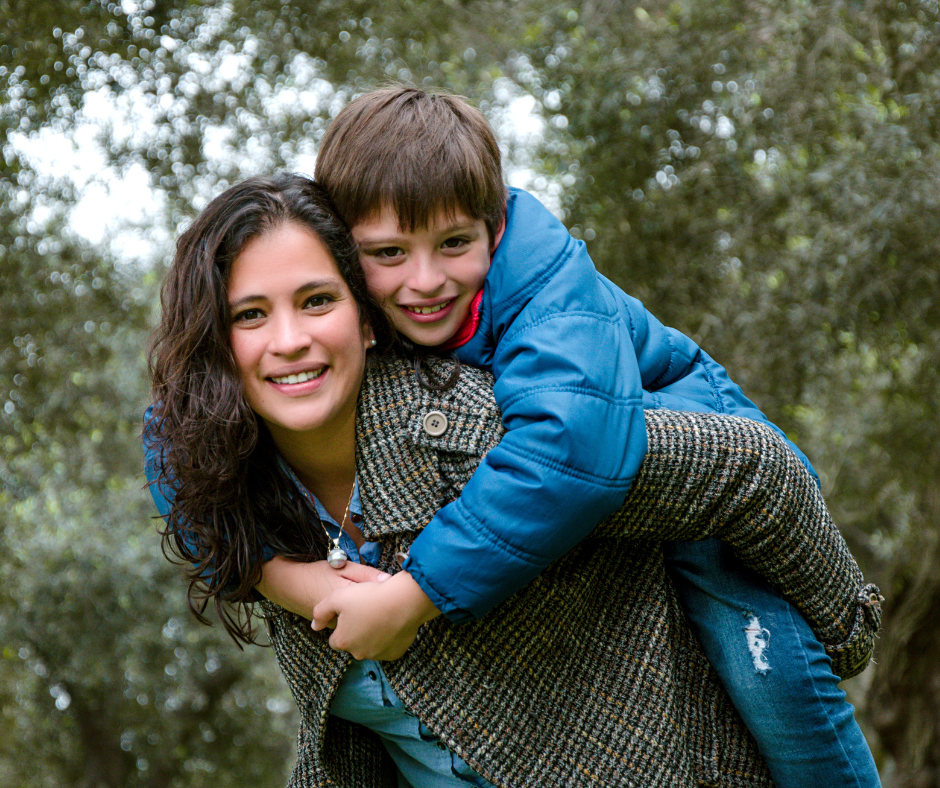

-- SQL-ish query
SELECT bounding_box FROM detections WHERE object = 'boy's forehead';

[354,202,475,235]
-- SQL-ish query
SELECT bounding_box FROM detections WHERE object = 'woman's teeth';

[271,369,324,385]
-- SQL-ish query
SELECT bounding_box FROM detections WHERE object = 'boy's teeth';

[409,303,447,315]
[272,369,323,385]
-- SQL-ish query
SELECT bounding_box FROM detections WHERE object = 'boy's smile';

[353,206,502,347]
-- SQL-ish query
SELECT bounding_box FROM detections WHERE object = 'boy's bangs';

[375,159,489,232]
[317,86,507,235]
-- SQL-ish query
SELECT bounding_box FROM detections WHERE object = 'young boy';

[299,87,880,788]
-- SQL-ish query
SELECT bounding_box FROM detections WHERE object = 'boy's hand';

[312,571,441,661]
[256,557,391,620]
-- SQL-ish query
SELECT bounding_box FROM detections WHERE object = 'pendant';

[327,542,348,569]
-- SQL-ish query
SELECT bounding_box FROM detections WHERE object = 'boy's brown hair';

[315,86,507,240]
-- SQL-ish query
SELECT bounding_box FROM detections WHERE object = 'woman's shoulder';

[355,353,505,540]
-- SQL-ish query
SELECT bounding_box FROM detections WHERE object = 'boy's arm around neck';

[405,190,817,621]
[402,191,651,620]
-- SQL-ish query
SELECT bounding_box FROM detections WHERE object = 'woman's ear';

[363,323,376,349]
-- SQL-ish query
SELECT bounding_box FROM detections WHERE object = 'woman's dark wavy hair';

[147,173,392,646]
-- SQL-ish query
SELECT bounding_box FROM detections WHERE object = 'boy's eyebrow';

[228,278,341,309]
[356,218,480,244]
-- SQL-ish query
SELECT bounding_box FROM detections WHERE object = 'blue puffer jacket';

[404,188,817,622]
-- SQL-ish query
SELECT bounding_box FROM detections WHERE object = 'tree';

[3,0,939,783]
[1,3,298,784]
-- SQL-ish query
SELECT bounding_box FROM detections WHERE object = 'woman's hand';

[255,556,390,620]
[312,571,441,661]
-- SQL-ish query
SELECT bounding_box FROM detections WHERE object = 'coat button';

[422,410,448,436]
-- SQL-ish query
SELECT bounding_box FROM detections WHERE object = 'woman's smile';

[270,368,325,385]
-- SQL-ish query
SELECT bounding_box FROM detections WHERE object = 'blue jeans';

[664,538,881,788]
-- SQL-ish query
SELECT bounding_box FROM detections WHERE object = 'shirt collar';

[276,455,362,532]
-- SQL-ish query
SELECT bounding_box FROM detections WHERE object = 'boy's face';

[352,205,502,347]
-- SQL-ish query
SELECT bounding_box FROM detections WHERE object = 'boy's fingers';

[312,614,338,632]
[312,600,340,631]
[337,563,391,584]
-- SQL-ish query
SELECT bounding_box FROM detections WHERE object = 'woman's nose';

[270,313,312,356]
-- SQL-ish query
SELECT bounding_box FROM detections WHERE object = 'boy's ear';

[490,213,506,254]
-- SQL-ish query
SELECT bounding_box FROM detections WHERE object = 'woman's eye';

[304,294,332,309]
[232,308,264,323]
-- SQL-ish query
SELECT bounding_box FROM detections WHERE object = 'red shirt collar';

[435,289,483,351]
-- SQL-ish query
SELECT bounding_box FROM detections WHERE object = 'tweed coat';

[262,353,881,788]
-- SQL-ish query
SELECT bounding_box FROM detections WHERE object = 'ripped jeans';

[664,538,881,788]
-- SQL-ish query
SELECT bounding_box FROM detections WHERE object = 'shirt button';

[422,410,448,437]
[436,741,447,751]
[368,671,377,681]
[350,513,362,524]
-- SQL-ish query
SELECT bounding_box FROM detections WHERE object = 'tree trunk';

[869,488,940,787]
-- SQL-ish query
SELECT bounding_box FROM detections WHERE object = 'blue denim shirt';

[278,464,494,788]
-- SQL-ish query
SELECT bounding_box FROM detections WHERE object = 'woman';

[146,174,880,787]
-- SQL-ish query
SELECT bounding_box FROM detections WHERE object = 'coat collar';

[353,354,503,540]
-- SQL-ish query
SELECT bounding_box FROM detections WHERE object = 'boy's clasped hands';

[312,563,441,662]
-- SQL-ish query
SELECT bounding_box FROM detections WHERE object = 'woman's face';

[227,221,374,448]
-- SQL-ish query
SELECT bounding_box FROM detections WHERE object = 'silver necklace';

[324,479,356,569]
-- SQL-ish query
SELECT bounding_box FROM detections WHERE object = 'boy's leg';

[664,537,881,788]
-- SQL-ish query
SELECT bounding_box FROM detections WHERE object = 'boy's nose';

[408,254,447,294]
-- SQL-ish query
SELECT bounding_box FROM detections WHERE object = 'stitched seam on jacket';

[492,430,641,487]
[443,492,612,566]
[701,362,728,414]
[500,383,642,418]
[499,307,619,347]
[646,329,679,391]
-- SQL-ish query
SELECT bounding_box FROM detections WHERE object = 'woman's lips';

[267,366,327,394]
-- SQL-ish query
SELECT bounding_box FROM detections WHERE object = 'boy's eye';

[372,246,405,260]
[441,236,469,250]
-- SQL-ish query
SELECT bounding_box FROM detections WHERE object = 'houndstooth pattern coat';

[262,354,881,788]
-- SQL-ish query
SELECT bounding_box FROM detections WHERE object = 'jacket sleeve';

[404,191,648,621]
[601,409,880,680]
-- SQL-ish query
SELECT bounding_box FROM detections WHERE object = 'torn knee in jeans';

[744,614,771,674]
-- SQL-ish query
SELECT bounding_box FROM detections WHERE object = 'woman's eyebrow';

[228,278,341,309]
[294,278,343,293]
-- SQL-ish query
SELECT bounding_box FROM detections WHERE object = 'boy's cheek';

[358,260,395,301]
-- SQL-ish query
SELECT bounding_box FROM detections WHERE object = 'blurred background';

[1,1,938,785]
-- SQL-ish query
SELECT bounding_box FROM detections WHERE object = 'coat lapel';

[354,354,503,541]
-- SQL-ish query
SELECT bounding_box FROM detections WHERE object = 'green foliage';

[3,0,940,783]
[0,475,297,787]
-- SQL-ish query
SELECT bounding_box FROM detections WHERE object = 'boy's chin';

[395,323,460,348]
